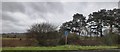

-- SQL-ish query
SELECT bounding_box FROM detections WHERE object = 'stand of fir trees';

[27,8,120,46]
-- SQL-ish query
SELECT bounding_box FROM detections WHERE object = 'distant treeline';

[2,33,26,38]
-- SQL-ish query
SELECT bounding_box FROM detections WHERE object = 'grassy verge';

[2,45,119,50]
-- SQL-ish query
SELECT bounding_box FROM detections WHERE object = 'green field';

[2,45,118,50]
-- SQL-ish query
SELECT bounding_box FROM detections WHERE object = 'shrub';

[37,31,61,46]
[59,33,80,45]
[102,32,119,45]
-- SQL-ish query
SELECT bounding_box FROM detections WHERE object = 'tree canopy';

[59,13,86,35]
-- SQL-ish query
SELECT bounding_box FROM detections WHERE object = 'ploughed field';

[2,38,28,47]
[2,38,104,47]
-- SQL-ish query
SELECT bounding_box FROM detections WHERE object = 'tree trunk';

[100,25,103,37]
[100,30,103,37]
[90,28,91,37]
[110,25,113,33]
[100,20,103,37]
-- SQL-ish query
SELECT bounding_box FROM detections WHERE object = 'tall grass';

[2,45,118,50]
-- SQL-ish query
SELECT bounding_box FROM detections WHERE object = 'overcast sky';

[1,2,119,33]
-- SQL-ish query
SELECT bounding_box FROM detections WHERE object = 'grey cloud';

[2,12,18,22]
[82,2,118,17]
[2,2,25,12]
[2,2,118,33]
[2,21,26,33]
[26,2,64,13]
[24,2,64,23]
[2,0,119,2]
[2,2,65,33]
